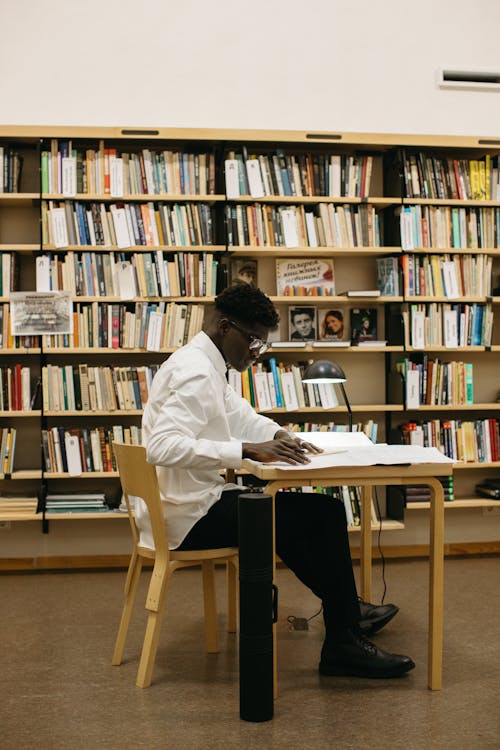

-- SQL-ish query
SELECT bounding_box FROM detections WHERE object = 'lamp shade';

[301,360,347,383]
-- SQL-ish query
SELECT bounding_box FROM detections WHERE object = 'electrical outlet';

[0,521,11,530]
[482,506,500,516]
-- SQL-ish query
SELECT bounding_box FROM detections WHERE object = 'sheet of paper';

[248,444,453,471]
[298,431,372,449]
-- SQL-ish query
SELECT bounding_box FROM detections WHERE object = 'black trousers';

[176,489,361,639]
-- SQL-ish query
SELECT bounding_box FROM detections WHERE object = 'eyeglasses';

[226,319,270,355]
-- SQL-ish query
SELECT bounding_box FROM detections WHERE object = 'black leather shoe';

[358,598,399,635]
[319,629,415,678]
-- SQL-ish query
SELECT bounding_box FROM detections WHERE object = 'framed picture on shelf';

[350,308,377,344]
[288,305,317,341]
[230,258,258,287]
[318,308,348,341]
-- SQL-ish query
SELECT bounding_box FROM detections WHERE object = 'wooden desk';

[242,459,453,693]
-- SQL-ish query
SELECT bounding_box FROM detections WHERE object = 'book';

[275,258,335,296]
[230,258,258,288]
[288,305,317,341]
[318,308,348,342]
[350,308,378,344]
[345,290,381,297]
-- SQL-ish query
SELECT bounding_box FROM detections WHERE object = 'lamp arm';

[339,382,353,432]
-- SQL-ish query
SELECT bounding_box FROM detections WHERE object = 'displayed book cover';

[350,308,377,344]
[275,258,335,296]
[288,305,317,341]
[318,308,348,341]
[230,258,258,288]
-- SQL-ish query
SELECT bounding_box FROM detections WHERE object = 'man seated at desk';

[138,283,414,679]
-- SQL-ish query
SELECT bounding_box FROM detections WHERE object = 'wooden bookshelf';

[0,124,499,558]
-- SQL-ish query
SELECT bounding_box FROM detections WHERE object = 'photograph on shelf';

[230,258,258,288]
[10,291,73,336]
[275,258,335,296]
[288,305,317,341]
[318,308,348,342]
[350,307,378,344]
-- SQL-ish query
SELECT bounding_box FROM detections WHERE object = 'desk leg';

[359,485,372,603]
[266,481,280,701]
[428,477,445,690]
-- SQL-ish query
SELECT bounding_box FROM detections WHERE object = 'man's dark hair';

[215,283,279,328]
[291,306,314,321]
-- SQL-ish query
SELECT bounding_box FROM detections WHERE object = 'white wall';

[1,0,500,135]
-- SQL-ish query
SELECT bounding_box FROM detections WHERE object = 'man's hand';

[242,432,323,464]
[273,430,324,456]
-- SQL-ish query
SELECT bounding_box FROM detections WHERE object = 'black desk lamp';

[302,360,353,431]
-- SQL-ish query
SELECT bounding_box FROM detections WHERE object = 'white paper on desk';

[254,444,453,471]
[298,431,372,450]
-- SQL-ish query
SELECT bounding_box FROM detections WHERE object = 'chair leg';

[201,560,219,653]
[136,562,173,689]
[112,553,143,666]
[226,559,238,634]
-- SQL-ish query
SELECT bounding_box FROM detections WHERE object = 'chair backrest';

[113,442,169,558]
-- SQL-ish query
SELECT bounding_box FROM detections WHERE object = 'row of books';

[399,418,500,463]
[41,364,159,412]
[42,425,141,475]
[229,360,340,412]
[395,357,474,407]
[42,200,216,249]
[284,420,379,444]
[41,140,217,196]
[399,205,500,250]
[401,253,493,298]
[38,250,221,298]
[0,146,23,193]
[406,303,493,348]
[386,477,455,521]
[44,492,110,514]
[279,485,378,528]
[0,304,39,349]
[400,151,499,200]
[0,427,16,475]
[0,364,32,411]
[225,150,374,198]
[225,202,382,249]
[41,301,204,350]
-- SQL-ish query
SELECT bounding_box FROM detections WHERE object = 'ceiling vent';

[438,68,500,91]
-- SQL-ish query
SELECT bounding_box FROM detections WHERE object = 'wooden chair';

[111,442,239,688]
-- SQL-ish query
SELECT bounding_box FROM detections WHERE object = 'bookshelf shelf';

[44,410,143,416]
[41,347,175,354]
[408,247,500,256]
[403,198,500,208]
[0,194,39,206]
[0,410,42,417]
[228,195,401,208]
[231,246,402,257]
[43,193,226,203]
[405,403,500,412]
[257,405,404,414]
[348,519,404,532]
[0,244,39,252]
[43,511,128,520]
[0,349,41,355]
[453,462,500,470]
[270,295,403,304]
[403,296,488,303]
[44,472,120,478]
[0,471,42,480]
[41,245,226,253]
[406,498,499,510]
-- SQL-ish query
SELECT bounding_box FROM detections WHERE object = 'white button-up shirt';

[138,331,280,549]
